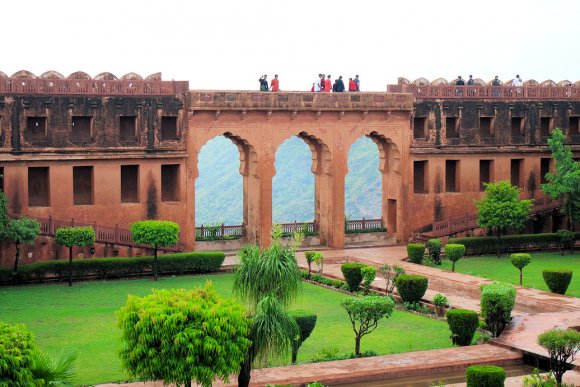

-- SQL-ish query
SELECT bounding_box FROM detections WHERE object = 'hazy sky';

[3,0,579,91]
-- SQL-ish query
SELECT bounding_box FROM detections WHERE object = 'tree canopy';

[5,217,41,272]
[130,220,179,280]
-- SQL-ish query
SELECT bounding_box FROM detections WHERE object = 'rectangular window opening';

[413,117,426,139]
[446,117,459,138]
[73,166,94,205]
[480,117,493,137]
[120,116,137,143]
[161,164,180,201]
[72,116,92,142]
[569,116,579,135]
[541,117,553,137]
[445,160,460,192]
[511,117,523,137]
[160,116,178,141]
[511,159,523,188]
[540,158,551,184]
[28,167,50,207]
[413,161,428,194]
[0,167,4,192]
[121,165,139,203]
[26,117,47,142]
[479,160,494,192]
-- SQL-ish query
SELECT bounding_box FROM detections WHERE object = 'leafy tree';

[55,226,95,287]
[4,217,41,272]
[233,231,301,387]
[476,181,533,256]
[0,322,36,386]
[341,295,395,356]
[541,128,580,232]
[510,253,531,285]
[379,264,405,295]
[117,284,251,387]
[130,220,179,281]
[537,328,580,384]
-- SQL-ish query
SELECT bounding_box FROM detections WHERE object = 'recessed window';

[413,161,428,194]
[479,160,494,192]
[569,116,579,135]
[26,117,47,142]
[511,159,523,188]
[0,167,4,192]
[511,117,523,138]
[446,117,459,139]
[73,166,93,205]
[540,158,551,184]
[161,164,180,201]
[160,116,178,141]
[413,117,427,139]
[72,116,92,142]
[121,165,139,203]
[480,117,494,137]
[541,117,553,137]
[28,167,50,207]
[445,160,460,192]
[120,116,137,143]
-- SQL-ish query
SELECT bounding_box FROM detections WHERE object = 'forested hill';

[195,136,382,226]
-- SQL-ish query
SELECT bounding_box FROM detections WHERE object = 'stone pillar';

[184,150,197,252]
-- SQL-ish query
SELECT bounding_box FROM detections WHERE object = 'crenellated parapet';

[396,77,580,87]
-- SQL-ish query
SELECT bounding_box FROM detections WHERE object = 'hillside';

[195,136,381,226]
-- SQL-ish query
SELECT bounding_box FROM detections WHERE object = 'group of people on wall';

[258,74,361,92]
[453,74,523,86]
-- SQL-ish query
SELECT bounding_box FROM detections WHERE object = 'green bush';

[510,253,531,285]
[465,365,506,387]
[395,274,428,303]
[341,263,366,292]
[0,322,36,386]
[428,239,442,265]
[361,266,376,294]
[288,310,317,363]
[556,229,575,253]
[542,269,573,295]
[449,232,580,255]
[0,252,225,285]
[444,244,465,272]
[480,282,516,338]
[445,309,479,346]
[407,243,426,264]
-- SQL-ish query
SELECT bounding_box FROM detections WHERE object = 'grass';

[436,251,579,297]
[0,273,454,386]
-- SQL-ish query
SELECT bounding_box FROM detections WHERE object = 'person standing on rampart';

[336,76,345,92]
[491,75,502,97]
[348,77,357,91]
[354,75,360,91]
[259,75,268,92]
[270,74,280,92]
[325,75,332,93]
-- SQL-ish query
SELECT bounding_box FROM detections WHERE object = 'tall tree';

[233,225,301,387]
[541,128,580,231]
[5,217,41,272]
[55,226,96,286]
[130,220,179,281]
[476,181,533,256]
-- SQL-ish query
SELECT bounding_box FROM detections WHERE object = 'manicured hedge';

[449,232,580,255]
[395,274,428,303]
[341,263,366,292]
[1,252,225,285]
[542,269,573,295]
[446,309,479,346]
[466,365,506,387]
[407,243,426,264]
[480,282,516,338]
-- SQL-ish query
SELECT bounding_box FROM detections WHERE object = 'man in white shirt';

[313,74,322,92]
[513,75,523,86]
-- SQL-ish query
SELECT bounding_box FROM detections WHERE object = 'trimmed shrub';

[480,282,516,338]
[361,266,377,294]
[288,310,318,363]
[407,243,426,264]
[510,253,531,285]
[465,365,506,387]
[427,239,442,265]
[542,269,573,295]
[445,244,465,272]
[0,252,225,285]
[556,229,575,253]
[341,263,366,292]
[433,293,449,316]
[537,328,580,384]
[446,309,479,346]
[395,274,428,303]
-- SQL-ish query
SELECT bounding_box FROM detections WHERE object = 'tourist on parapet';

[467,75,475,86]
[513,74,523,97]
[325,75,332,93]
[336,76,345,92]
[491,75,502,97]
[354,75,360,91]
[348,77,357,91]
[313,74,322,92]
[320,74,326,92]
[332,78,338,92]
[455,76,465,96]
[259,75,268,92]
[270,74,280,92]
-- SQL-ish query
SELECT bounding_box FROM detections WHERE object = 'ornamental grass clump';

[510,253,531,285]
[445,309,479,346]
[480,282,516,338]
[341,263,366,292]
[465,365,506,387]
[406,243,426,264]
[445,243,465,272]
[542,268,573,295]
[395,274,428,303]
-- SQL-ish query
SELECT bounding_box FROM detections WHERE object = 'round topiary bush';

[465,365,506,387]
[407,243,426,264]
[395,274,428,303]
[510,253,531,285]
[341,263,366,292]
[542,269,573,295]
[446,309,479,346]
[445,243,465,272]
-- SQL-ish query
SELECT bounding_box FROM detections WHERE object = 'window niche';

[26,117,47,142]
[511,117,523,138]
[160,116,178,141]
[121,165,139,203]
[120,116,137,143]
[510,159,523,188]
[569,116,579,137]
[445,160,460,192]
[413,161,428,194]
[28,167,50,207]
[540,158,551,184]
[73,166,94,205]
[479,160,494,192]
[480,116,494,138]
[161,164,180,202]
[540,117,553,138]
[72,116,92,142]
[445,117,459,139]
[413,117,427,139]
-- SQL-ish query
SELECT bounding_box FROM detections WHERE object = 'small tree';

[130,220,179,281]
[445,243,465,272]
[510,253,531,285]
[379,264,405,295]
[0,322,36,386]
[5,217,41,273]
[361,266,376,294]
[304,250,316,278]
[428,238,442,265]
[341,296,395,356]
[476,181,533,256]
[537,328,580,384]
[288,310,317,363]
[55,226,95,286]
[480,282,516,338]
[118,284,251,387]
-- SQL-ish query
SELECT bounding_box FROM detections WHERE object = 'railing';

[280,221,316,235]
[428,196,563,237]
[14,215,181,252]
[195,224,244,239]
[402,84,580,100]
[346,218,384,232]
[0,78,176,96]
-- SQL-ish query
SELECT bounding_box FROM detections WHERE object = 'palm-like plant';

[29,349,77,386]
[234,229,301,387]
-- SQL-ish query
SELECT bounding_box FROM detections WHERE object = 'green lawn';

[0,274,454,386]
[437,251,579,297]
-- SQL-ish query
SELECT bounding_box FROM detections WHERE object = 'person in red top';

[348,77,357,91]
[325,75,332,93]
[270,74,280,92]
